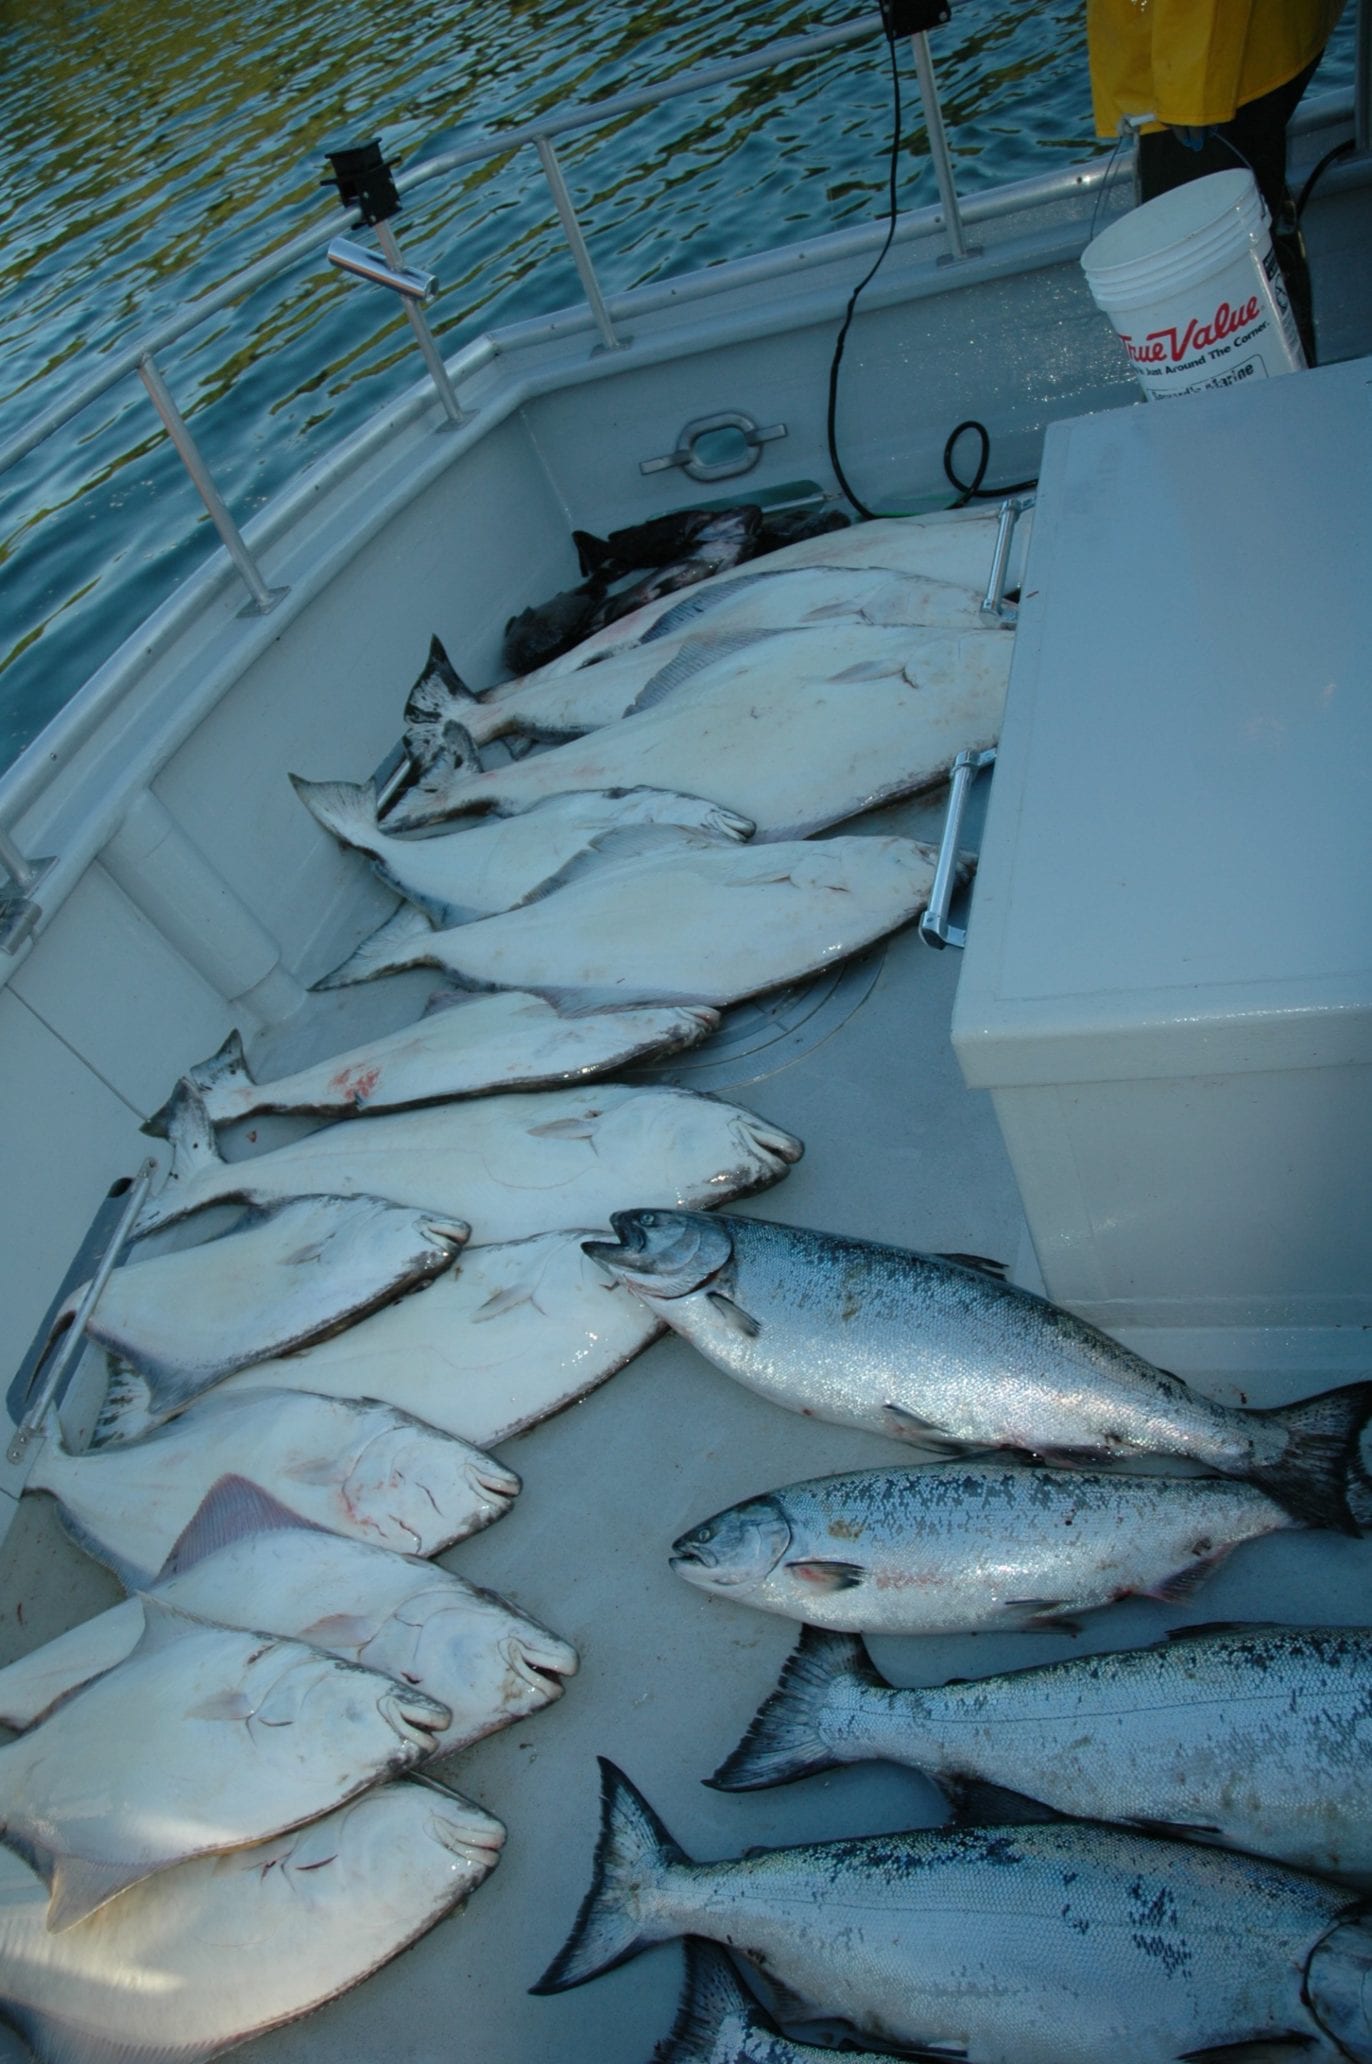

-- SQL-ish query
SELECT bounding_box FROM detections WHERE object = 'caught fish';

[145,990,721,1129]
[649,1938,912,2064]
[0,1476,576,1749]
[534,1760,1372,2064]
[740,501,1031,584]
[316,836,940,1011]
[428,576,1002,749]
[46,1194,464,1422]
[585,1210,1372,1531]
[29,1387,518,1582]
[134,1080,799,1242]
[669,1463,1313,1636]
[102,1231,667,1448]
[291,775,753,922]
[382,620,1010,837]
[0,1598,450,1930]
[0,1777,503,2063]
[712,1622,1372,1882]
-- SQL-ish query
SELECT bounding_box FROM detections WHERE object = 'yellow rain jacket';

[1088,0,1344,136]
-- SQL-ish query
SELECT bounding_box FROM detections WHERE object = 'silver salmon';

[584,1210,1372,1532]
[712,1623,1372,1881]
[533,1761,1372,2064]
[669,1463,1307,1635]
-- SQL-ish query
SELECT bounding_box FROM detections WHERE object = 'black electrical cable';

[942,419,1037,506]
[1295,136,1355,220]
[824,6,904,521]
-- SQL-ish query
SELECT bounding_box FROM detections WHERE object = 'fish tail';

[289,772,385,855]
[142,1029,253,1138]
[1251,1380,1372,1536]
[312,904,438,991]
[707,1627,881,1791]
[402,638,483,769]
[654,1940,770,2061]
[530,1759,688,1994]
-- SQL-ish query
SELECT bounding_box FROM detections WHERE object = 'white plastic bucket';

[1081,169,1305,400]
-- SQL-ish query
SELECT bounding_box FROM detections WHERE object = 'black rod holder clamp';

[322,139,402,225]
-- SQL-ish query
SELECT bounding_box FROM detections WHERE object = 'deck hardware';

[907,27,972,262]
[137,352,288,617]
[327,236,438,303]
[920,745,996,949]
[6,1158,158,1466]
[535,136,626,352]
[0,831,56,956]
[981,492,1035,618]
[641,413,788,482]
[323,139,402,226]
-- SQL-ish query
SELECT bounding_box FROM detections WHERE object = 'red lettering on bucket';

[1118,294,1263,367]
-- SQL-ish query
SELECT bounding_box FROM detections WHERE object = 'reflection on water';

[0,0,1354,766]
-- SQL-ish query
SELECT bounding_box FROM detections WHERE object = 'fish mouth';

[382,1685,453,1752]
[470,1458,523,1506]
[505,1635,579,1696]
[582,1209,649,1270]
[683,1005,723,1031]
[422,1217,471,1256]
[741,1118,805,1172]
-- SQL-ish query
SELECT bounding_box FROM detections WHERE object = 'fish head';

[367,1582,578,1749]
[340,1415,520,1556]
[670,1497,792,1594]
[275,1781,504,1916]
[582,1208,733,1300]
[1308,1918,1372,2058]
[232,1636,451,1762]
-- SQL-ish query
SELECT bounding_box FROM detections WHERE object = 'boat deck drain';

[636,945,886,1093]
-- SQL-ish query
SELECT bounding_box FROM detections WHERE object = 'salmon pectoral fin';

[706,1292,761,1340]
[881,1404,983,1459]
[1147,1551,1233,1605]
[784,1560,865,1592]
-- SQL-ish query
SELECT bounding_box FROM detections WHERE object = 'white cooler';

[953,354,1372,1380]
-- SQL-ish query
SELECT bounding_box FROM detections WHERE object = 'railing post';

[373,221,467,423]
[137,352,286,615]
[535,135,625,350]
[909,31,969,260]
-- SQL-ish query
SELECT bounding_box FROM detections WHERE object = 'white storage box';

[953,355,1372,1375]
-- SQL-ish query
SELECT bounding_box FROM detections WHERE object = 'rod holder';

[327,235,438,303]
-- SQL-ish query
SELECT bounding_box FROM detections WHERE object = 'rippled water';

[0,0,1356,768]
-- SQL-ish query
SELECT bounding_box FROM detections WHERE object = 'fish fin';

[1249,1380,1372,1536]
[156,1473,324,1579]
[313,903,438,990]
[49,1497,154,1590]
[46,1853,156,1933]
[653,1940,776,2062]
[1163,1620,1256,1642]
[1125,1813,1224,1840]
[1146,1553,1233,1604]
[527,1116,597,1140]
[630,628,777,710]
[1179,2041,1322,2062]
[784,1560,865,1593]
[297,1611,380,1650]
[881,1402,981,1458]
[288,773,384,857]
[1006,1599,1082,1632]
[422,985,479,1018]
[572,528,614,579]
[128,1594,211,1658]
[511,824,731,910]
[934,1251,1009,1281]
[708,1627,880,1790]
[530,1759,688,1993]
[90,1364,156,1451]
[639,572,776,643]
[472,1281,536,1322]
[142,1031,251,1137]
[705,1291,761,1340]
[401,637,482,768]
[832,656,897,682]
[149,1078,223,1180]
[943,1775,1069,1827]
[379,728,483,834]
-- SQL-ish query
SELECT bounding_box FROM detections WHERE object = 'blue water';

[0,0,1357,769]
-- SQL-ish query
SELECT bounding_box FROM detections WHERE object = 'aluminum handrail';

[0,16,880,481]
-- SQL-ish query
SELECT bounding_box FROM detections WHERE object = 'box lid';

[954,355,1372,1089]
